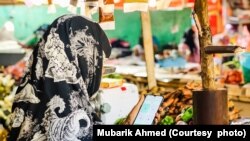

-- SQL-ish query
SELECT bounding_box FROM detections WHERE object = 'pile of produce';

[159,107,193,125]
[0,74,15,100]
[153,88,193,125]
[220,57,243,85]
[0,73,15,139]
[3,60,26,81]
[0,62,25,140]
[220,69,243,84]
[138,81,240,125]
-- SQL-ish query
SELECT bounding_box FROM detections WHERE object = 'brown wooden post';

[193,0,229,125]
[194,0,215,90]
[141,11,157,89]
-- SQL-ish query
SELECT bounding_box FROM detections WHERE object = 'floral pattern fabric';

[7,14,111,141]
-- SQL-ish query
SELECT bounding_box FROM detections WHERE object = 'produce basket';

[115,81,241,125]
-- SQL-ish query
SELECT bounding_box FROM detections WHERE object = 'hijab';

[8,14,111,141]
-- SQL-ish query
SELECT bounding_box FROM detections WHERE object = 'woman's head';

[183,28,197,55]
[32,14,112,96]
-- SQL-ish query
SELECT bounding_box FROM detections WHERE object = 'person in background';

[7,14,112,141]
[132,35,160,62]
[237,23,250,51]
[109,38,132,59]
[178,21,200,63]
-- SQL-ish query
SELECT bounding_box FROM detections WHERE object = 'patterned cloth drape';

[7,14,111,141]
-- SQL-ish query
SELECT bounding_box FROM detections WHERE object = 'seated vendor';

[178,21,200,63]
[132,35,160,62]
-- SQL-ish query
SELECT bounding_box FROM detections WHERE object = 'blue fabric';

[240,52,250,69]
[240,52,250,83]
[157,57,187,68]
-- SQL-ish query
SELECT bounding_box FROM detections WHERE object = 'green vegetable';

[223,57,241,69]
[114,117,126,125]
[103,73,123,79]
[160,116,174,125]
[181,107,193,122]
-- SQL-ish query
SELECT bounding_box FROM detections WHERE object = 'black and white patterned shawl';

[7,14,111,141]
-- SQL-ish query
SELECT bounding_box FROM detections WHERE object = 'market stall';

[0,1,250,140]
[102,0,249,125]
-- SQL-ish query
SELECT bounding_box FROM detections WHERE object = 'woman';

[179,24,200,63]
[7,14,112,141]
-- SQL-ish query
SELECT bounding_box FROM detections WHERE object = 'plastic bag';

[99,0,115,30]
